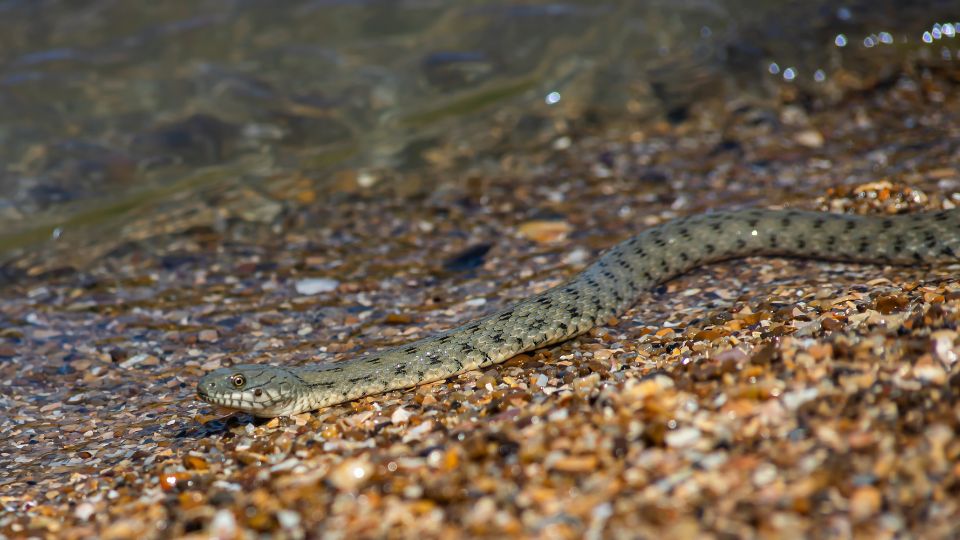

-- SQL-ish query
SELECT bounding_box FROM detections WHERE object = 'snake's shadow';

[174,413,270,439]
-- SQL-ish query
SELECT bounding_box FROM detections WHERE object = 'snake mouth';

[195,386,298,417]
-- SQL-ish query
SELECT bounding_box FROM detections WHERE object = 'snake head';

[197,365,304,417]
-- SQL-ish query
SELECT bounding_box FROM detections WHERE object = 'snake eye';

[231,374,246,388]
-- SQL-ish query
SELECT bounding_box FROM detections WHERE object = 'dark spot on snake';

[735,239,746,249]
[882,219,893,229]
[780,217,791,227]
[941,246,955,257]
[813,218,825,228]
[705,244,715,254]
[404,346,418,354]
[845,221,856,231]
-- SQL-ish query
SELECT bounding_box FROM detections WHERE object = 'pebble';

[517,220,572,243]
[276,510,301,530]
[391,406,413,424]
[295,278,340,295]
[850,486,882,520]
[74,502,96,521]
[794,129,825,148]
[665,427,702,449]
[328,458,373,491]
[210,509,237,538]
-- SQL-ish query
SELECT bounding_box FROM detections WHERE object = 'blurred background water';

[0,0,957,264]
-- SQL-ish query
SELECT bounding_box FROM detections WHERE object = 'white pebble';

[665,427,701,448]
[465,297,487,307]
[391,406,413,424]
[75,502,95,521]
[119,353,151,369]
[295,278,339,295]
[276,510,301,529]
[210,509,237,538]
[402,420,434,442]
[563,247,590,265]
[752,462,778,486]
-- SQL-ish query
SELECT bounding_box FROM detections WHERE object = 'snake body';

[197,208,960,417]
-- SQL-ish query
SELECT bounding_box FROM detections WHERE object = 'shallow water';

[0,0,957,263]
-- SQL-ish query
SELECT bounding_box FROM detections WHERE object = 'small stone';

[295,278,340,295]
[402,420,434,442]
[328,458,372,491]
[198,330,218,342]
[850,486,882,520]
[119,353,157,369]
[794,129,824,148]
[665,427,701,448]
[517,219,572,244]
[551,454,597,473]
[276,510,301,530]
[210,509,237,538]
[391,406,413,424]
[75,502,95,521]
[182,454,209,471]
[752,462,778,486]
[563,247,590,265]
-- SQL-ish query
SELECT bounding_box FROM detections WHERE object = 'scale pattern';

[197,208,960,416]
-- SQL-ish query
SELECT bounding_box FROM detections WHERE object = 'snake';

[197,207,960,417]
